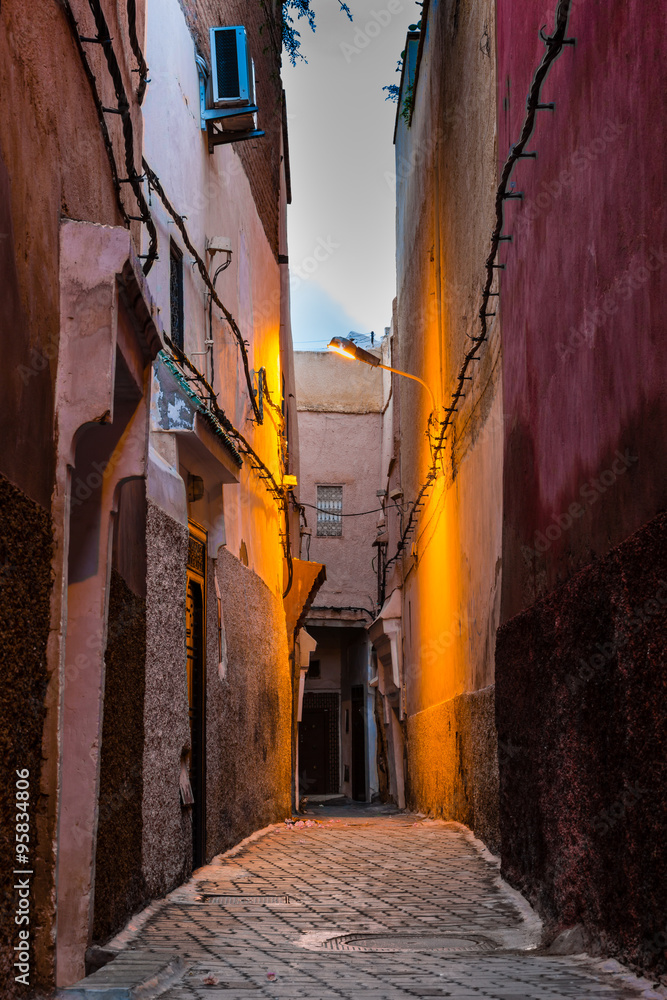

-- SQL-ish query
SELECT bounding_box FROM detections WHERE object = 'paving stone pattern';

[120,813,658,1000]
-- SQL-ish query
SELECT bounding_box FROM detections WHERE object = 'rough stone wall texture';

[93,571,147,945]
[207,547,291,856]
[498,0,667,622]
[496,511,667,980]
[406,688,500,854]
[142,501,191,898]
[0,476,53,997]
[177,0,284,259]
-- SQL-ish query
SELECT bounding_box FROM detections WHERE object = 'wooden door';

[299,708,329,794]
[299,693,340,795]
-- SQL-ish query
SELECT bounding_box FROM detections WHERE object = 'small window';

[170,240,184,351]
[307,659,320,679]
[316,485,343,537]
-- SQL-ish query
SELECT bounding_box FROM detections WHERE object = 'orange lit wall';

[390,0,502,849]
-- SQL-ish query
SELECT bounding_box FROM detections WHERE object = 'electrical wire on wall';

[126,0,150,104]
[65,2,287,434]
[142,160,273,427]
[62,0,159,272]
[60,0,131,227]
[300,502,405,518]
[141,159,294,585]
[384,0,575,587]
[62,1,310,597]
[162,333,294,592]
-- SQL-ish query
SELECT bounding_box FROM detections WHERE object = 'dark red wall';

[496,2,667,978]
[498,0,667,622]
[496,511,667,978]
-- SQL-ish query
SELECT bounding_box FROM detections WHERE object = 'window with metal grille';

[316,485,343,537]
[170,240,184,351]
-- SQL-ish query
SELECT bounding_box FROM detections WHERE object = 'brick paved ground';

[106,807,665,1000]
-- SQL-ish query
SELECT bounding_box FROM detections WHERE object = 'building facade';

[295,346,383,804]
[374,0,502,844]
[494,0,667,978]
[379,0,667,980]
[0,0,322,992]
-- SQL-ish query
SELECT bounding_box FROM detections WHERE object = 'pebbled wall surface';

[406,687,500,855]
[93,571,147,945]
[496,511,667,980]
[142,501,191,899]
[0,476,52,997]
[207,546,292,856]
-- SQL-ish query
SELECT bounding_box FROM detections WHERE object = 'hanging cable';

[126,0,149,104]
[301,502,404,518]
[84,0,157,271]
[65,1,294,587]
[62,0,158,272]
[384,0,574,584]
[60,0,130,227]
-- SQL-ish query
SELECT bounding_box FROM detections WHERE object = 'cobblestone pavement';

[109,808,664,1000]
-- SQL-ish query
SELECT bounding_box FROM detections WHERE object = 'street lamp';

[327,337,436,414]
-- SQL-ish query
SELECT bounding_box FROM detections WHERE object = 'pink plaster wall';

[297,407,383,616]
[498,0,667,621]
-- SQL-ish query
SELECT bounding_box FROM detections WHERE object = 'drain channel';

[198,895,295,905]
[322,932,497,953]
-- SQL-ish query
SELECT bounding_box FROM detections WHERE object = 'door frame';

[186,519,207,868]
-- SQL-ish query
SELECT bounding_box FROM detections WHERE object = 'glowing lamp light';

[284,474,298,489]
[328,336,381,367]
[327,336,436,414]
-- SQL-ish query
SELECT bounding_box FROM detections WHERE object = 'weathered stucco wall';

[142,500,191,897]
[496,511,667,979]
[0,1,131,509]
[497,0,667,622]
[0,476,53,996]
[1,1,151,987]
[298,408,382,614]
[295,351,385,414]
[391,0,501,843]
[207,547,292,854]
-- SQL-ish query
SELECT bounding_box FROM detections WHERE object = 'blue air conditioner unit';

[196,28,264,152]
[209,26,255,107]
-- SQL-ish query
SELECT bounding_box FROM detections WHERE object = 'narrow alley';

[68,808,661,1000]
[1,0,666,997]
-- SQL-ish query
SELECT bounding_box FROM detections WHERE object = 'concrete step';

[58,950,185,1000]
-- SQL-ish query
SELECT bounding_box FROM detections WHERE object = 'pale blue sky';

[283,0,419,349]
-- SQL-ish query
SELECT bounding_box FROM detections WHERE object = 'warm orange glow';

[328,344,355,359]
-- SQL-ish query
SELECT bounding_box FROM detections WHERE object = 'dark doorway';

[186,525,207,869]
[299,692,339,795]
[351,685,367,801]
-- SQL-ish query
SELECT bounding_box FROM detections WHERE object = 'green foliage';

[281,0,352,65]
[400,81,414,124]
[382,0,423,121]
